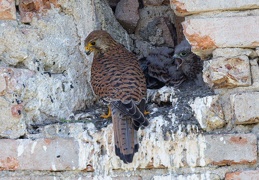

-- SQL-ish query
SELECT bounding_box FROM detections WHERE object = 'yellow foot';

[101,106,112,119]
[144,110,150,115]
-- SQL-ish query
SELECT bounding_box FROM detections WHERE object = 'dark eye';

[90,41,96,46]
[179,51,187,57]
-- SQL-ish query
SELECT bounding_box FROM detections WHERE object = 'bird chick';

[145,47,186,88]
[173,39,203,80]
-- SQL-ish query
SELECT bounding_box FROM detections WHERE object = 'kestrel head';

[173,39,192,69]
[84,30,116,56]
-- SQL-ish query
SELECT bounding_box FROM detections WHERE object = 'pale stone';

[203,56,251,89]
[213,48,257,59]
[0,97,26,138]
[0,67,35,94]
[256,47,259,56]
[250,59,259,87]
[170,0,259,16]
[226,170,259,180]
[182,16,259,58]
[0,0,16,20]
[203,134,257,165]
[147,86,175,104]
[0,138,87,170]
[190,95,225,131]
[0,75,6,95]
[230,92,259,124]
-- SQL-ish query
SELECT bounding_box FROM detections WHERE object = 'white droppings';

[220,137,224,141]
[31,141,37,154]
[43,146,47,151]
[17,143,24,157]
[51,163,57,171]
[198,135,207,166]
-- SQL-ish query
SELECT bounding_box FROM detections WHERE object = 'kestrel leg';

[101,105,112,119]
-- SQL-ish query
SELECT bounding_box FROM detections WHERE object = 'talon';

[144,110,150,115]
[101,106,112,119]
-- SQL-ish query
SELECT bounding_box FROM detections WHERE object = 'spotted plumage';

[84,30,149,163]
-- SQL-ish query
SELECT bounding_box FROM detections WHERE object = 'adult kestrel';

[84,30,149,163]
[173,39,203,80]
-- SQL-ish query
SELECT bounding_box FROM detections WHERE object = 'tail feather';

[111,100,149,130]
[111,106,138,163]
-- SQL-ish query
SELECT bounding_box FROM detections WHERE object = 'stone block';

[230,92,259,124]
[0,67,35,95]
[182,16,259,58]
[225,170,259,180]
[203,56,251,89]
[115,0,140,33]
[0,0,16,20]
[0,138,88,171]
[170,0,259,16]
[203,134,257,165]
[0,67,34,138]
[190,95,225,131]
[212,48,257,59]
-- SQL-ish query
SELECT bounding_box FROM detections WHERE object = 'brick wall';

[0,0,259,179]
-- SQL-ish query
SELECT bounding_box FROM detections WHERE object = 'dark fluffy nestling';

[173,39,203,80]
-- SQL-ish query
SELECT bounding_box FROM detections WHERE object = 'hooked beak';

[173,55,183,70]
[85,51,91,55]
[85,45,92,56]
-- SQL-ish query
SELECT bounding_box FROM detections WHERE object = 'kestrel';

[173,39,203,80]
[84,30,149,163]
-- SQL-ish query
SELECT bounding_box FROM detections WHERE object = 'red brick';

[0,0,16,20]
[0,138,88,171]
[225,170,259,180]
[203,134,257,165]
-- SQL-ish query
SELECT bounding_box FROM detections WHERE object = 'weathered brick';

[225,170,259,180]
[170,0,259,16]
[190,95,225,131]
[182,16,259,58]
[230,92,259,124]
[203,56,251,89]
[0,0,16,20]
[203,134,257,165]
[0,138,88,171]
